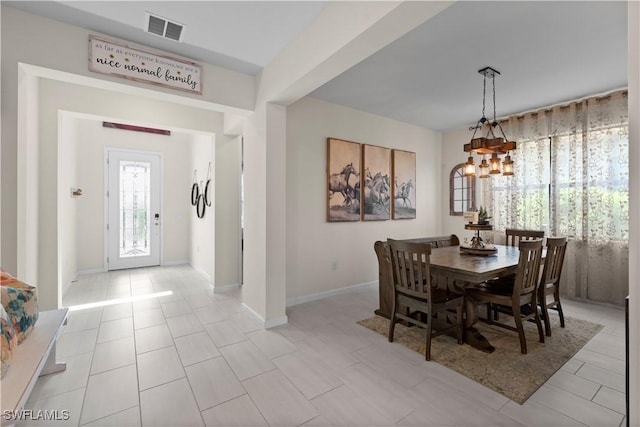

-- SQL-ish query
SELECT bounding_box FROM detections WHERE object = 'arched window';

[449,163,476,216]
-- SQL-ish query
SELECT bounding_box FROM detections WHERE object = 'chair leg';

[486,303,493,325]
[555,292,565,328]
[425,319,432,361]
[388,302,397,343]
[456,300,463,345]
[540,299,552,337]
[534,305,544,344]
[513,306,527,354]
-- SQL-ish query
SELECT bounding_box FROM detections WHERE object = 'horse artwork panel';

[362,144,391,221]
[327,138,361,222]
[392,149,417,219]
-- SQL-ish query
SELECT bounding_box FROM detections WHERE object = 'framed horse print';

[327,138,361,222]
[362,144,391,221]
[392,149,416,219]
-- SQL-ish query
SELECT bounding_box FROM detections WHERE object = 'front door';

[106,149,161,270]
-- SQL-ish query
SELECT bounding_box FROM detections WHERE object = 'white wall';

[74,118,193,272]
[189,134,215,281]
[285,96,442,302]
[58,114,79,300]
[241,105,267,318]
[242,103,288,326]
[214,135,241,287]
[16,73,40,285]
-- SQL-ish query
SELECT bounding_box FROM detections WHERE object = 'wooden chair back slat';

[388,239,432,300]
[541,237,568,286]
[513,239,544,300]
[506,229,545,247]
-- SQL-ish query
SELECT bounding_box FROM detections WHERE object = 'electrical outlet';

[331,261,338,270]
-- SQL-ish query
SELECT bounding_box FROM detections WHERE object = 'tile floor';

[21,265,626,426]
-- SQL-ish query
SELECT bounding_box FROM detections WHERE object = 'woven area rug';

[357,314,603,404]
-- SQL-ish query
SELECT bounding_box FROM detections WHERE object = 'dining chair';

[431,235,460,290]
[538,237,568,337]
[466,239,545,354]
[491,228,545,314]
[394,235,460,291]
[505,228,545,246]
[433,234,460,248]
[486,229,544,321]
[387,239,464,360]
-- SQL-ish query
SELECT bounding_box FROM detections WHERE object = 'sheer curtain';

[482,90,628,305]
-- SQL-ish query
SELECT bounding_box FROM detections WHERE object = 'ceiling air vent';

[145,13,184,42]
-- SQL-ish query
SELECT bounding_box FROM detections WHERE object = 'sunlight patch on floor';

[67,290,173,312]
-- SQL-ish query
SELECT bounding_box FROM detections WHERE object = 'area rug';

[357,314,603,404]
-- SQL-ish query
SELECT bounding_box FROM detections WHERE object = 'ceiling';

[5,1,328,75]
[4,1,628,132]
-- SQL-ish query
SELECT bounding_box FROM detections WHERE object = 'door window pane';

[119,160,151,257]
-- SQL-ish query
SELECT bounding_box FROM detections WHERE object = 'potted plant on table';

[478,206,492,225]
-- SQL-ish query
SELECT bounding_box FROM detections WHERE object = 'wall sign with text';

[88,36,202,94]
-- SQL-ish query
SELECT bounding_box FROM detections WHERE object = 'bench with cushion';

[1,309,68,425]
[1,269,67,426]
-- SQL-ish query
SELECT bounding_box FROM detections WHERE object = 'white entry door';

[106,149,161,270]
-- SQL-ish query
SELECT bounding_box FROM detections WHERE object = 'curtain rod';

[503,87,627,121]
[469,87,628,130]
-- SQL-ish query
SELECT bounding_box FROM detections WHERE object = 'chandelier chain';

[482,74,487,119]
[492,74,497,123]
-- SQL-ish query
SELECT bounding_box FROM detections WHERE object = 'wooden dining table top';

[429,244,522,284]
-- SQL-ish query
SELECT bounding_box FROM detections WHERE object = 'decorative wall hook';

[196,180,206,218]
[204,162,212,207]
[190,167,210,218]
[191,170,199,206]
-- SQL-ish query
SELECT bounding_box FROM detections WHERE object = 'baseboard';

[77,268,107,276]
[241,302,289,329]
[286,280,377,307]
[163,260,190,267]
[265,315,288,329]
[213,283,240,293]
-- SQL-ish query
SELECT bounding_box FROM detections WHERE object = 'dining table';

[429,244,521,285]
[376,243,524,353]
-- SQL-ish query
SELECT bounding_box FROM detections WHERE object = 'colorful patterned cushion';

[1,304,18,378]
[1,269,39,344]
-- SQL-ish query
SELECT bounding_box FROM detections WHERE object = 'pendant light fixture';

[502,153,514,176]
[463,66,516,177]
[478,156,490,178]
[464,156,476,177]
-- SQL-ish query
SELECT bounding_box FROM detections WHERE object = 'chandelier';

[463,66,515,178]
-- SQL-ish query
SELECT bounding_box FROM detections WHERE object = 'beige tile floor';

[21,265,626,426]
